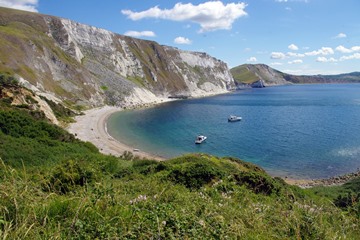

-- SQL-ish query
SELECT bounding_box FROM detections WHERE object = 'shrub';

[234,171,281,195]
[167,161,224,189]
[0,73,19,86]
[0,109,75,141]
[334,192,359,209]
[45,160,94,194]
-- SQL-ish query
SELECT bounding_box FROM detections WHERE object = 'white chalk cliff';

[0,7,235,108]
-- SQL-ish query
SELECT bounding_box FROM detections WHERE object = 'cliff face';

[0,7,234,108]
[231,64,360,88]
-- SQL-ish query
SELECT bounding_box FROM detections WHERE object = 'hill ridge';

[231,63,360,88]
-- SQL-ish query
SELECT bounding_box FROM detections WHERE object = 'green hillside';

[231,64,360,86]
[0,80,359,239]
[230,65,259,84]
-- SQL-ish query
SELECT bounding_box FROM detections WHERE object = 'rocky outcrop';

[0,7,235,108]
[0,83,59,124]
[294,170,360,189]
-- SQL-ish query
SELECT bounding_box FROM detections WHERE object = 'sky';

[1,0,360,75]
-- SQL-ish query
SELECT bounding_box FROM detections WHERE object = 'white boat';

[195,135,207,144]
[228,115,242,122]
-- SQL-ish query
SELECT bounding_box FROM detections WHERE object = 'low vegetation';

[230,65,260,84]
[0,83,359,239]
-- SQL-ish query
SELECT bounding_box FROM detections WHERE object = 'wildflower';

[129,194,148,204]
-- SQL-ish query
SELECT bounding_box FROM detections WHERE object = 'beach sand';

[67,106,165,161]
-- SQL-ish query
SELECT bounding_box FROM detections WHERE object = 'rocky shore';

[291,170,360,188]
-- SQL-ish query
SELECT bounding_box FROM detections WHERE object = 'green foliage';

[39,96,77,123]
[308,177,360,218]
[230,64,259,84]
[0,109,73,140]
[1,154,359,239]
[0,97,13,105]
[100,85,108,91]
[45,159,94,194]
[120,150,141,160]
[0,73,19,86]
[166,158,224,189]
[126,75,146,87]
[234,171,282,195]
[334,192,359,208]
[0,108,101,168]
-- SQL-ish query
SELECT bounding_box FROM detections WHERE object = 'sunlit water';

[107,84,360,179]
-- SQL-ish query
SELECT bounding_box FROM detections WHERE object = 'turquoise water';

[107,84,360,179]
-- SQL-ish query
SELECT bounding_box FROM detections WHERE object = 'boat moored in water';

[228,115,242,122]
[195,135,207,144]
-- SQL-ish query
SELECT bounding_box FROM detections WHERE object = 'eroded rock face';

[0,7,235,108]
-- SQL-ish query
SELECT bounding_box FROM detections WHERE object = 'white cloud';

[336,45,360,53]
[122,1,248,32]
[270,62,283,66]
[244,48,251,52]
[336,45,352,53]
[316,57,337,62]
[174,36,192,44]
[305,47,334,56]
[288,59,303,64]
[352,46,360,52]
[270,52,286,59]
[334,33,347,38]
[247,57,257,62]
[287,52,305,58]
[288,44,299,51]
[124,31,156,37]
[339,53,360,61]
[0,0,38,12]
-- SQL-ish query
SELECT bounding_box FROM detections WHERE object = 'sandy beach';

[67,106,165,161]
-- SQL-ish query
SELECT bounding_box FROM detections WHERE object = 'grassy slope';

[231,64,360,85]
[0,83,359,239]
[230,65,259,84]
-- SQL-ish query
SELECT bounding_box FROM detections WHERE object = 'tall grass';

[1,154,359,239]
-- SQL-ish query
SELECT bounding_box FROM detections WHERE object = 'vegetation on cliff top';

[0,81,360,239]
[231,64,360,86]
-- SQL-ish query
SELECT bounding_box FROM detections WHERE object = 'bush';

[45,160,94,194]
[0,110,75,141]
[234,171,281,195]
[0,73,19,86]
[334,192,359,209]
[167,161,224,189]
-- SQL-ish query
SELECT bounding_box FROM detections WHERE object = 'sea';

[107,84,360,179]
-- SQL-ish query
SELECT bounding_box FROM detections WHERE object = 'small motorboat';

[195,135,207,144]
[228,115,242,122]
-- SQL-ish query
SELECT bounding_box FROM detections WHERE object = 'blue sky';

[1,0,360,75]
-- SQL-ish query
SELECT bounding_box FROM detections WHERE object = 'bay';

[107,84,360,179]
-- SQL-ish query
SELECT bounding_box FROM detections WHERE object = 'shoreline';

[284,170,360,188]
[67,104,360,188]
[67,105,166,161]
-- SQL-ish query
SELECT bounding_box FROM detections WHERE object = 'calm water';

[107,84,360,179]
